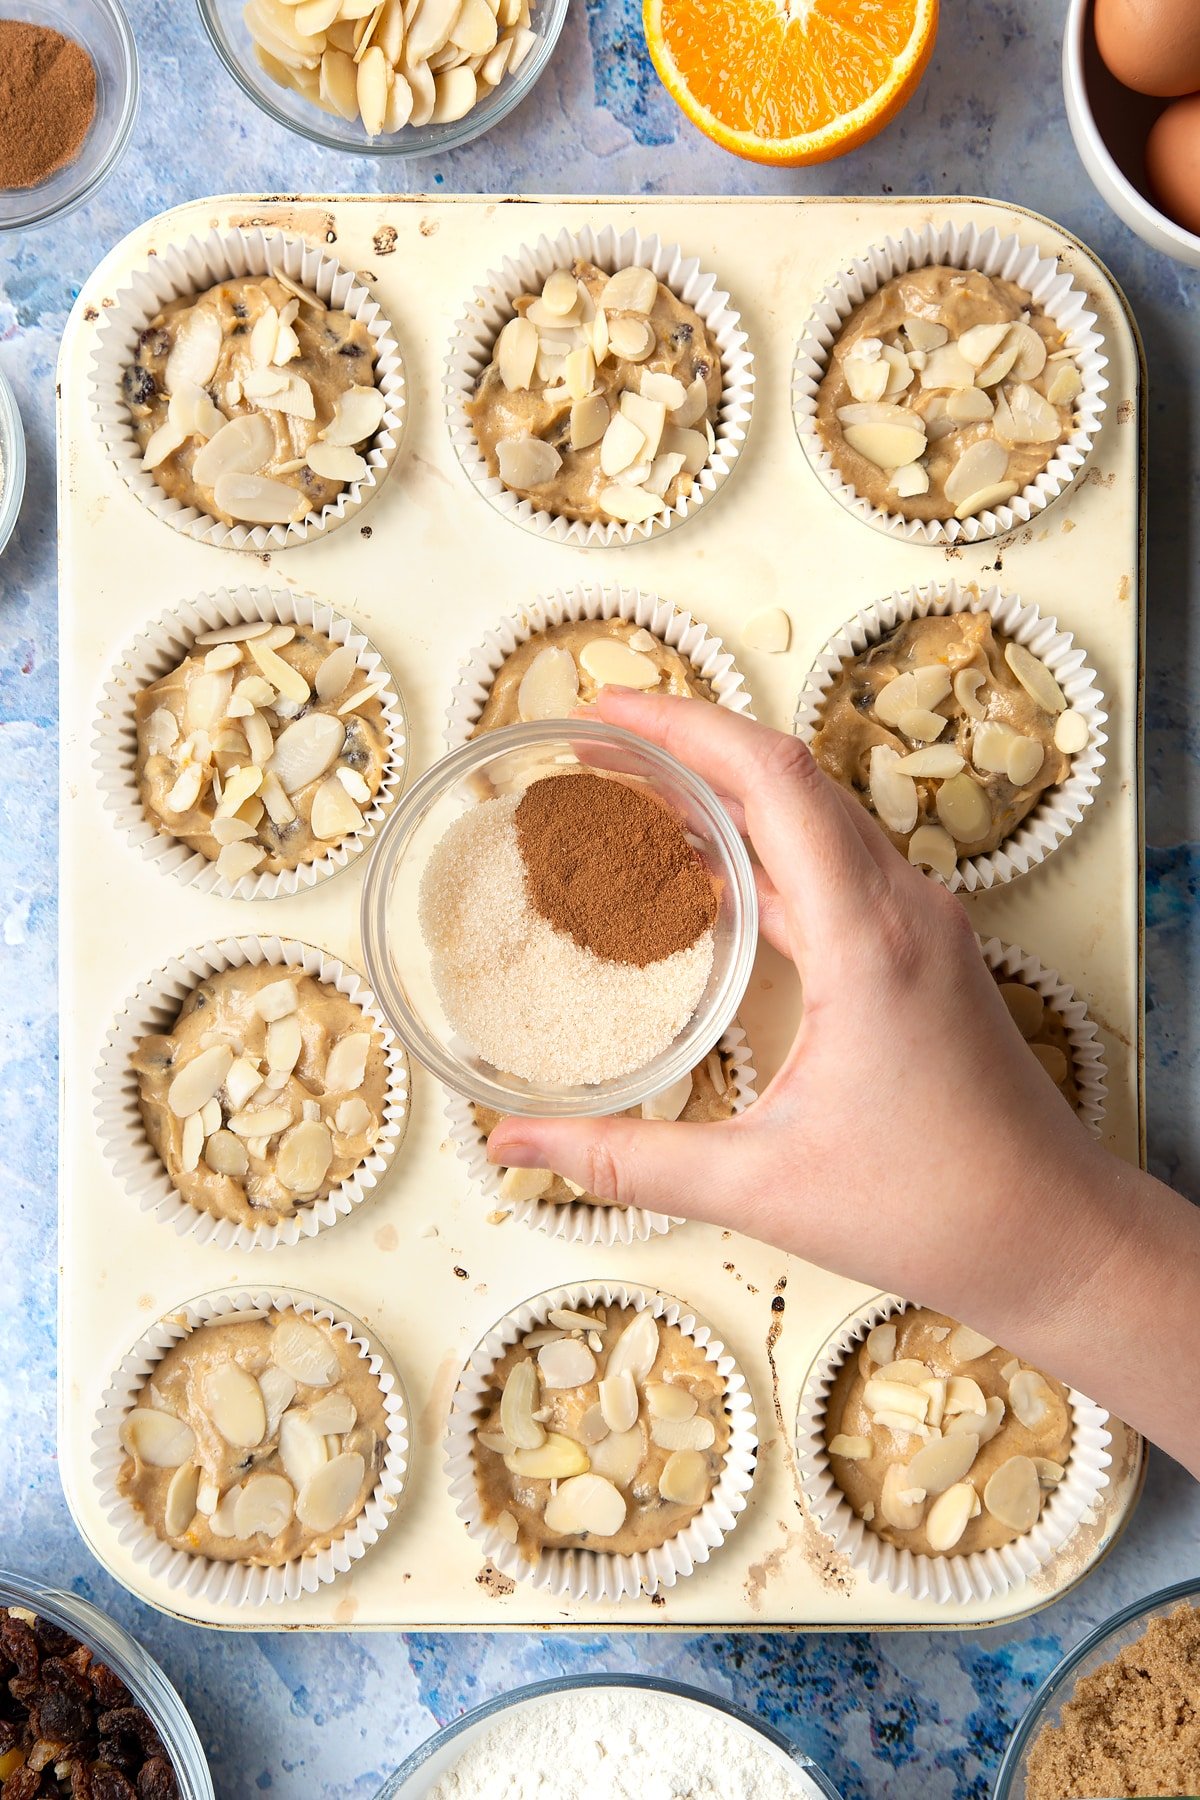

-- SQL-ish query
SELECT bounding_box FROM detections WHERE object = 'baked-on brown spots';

[373,226,398,255]
[476,1562,516,1598]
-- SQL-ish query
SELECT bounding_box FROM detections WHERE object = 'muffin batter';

[476,1045,737,1208]
[134,619,391,881]
[826,1306,1073,1558]
[995,973,1081,1109]
[474,1305,730,1560]
[467,258,722,526]
[132,962,389,1229]
[125,274,384,528]
[117,1310,387,1565]
[816,266,1081,523]
[810,611,1070,869]
[472,618,718,734]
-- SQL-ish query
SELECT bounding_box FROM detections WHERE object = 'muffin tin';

[58,194,1145,1629]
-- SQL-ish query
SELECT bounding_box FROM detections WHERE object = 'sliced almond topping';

[496,315,539,393]
[324,1031,371,1093]
[921,1377,947,1428]
[163,308,222,394]
[537,1337,596,1388]
[945,1375,987,1417]
[334,1096,372,1137]
[165,762,204,814]
[954,667,988,721]
[945,387,994,424]
[307,442,368,484]
[607,316,655,362]
[936,772,992,843]
[599,265,657,314]
[863,1378,930,1423]
[120,1407,195,1468]
[865,1322,897,1365]
[892,462,930,498]
[869,745,918,835]
[167,1043,235,1120]
[277,1119,334,1195]
[569,392,609,451]
[563,345,596,402]
[925,1481,978,1551]
[598,483,665,525]
[957,321,1011,368]
[321,384,387,448]
[828,1433,872,1460]
[493,1508,519,1542]
[605,1310,660,1385]
[944,436,1009,508]
[1006,735,1046,788]
[902,316,949,352]
[544,1472,626,1539]
[514,645,578,723]
[1032,1456,1065,1488]
[994,382,1061,447]
[658,1448,708,1508]
[203,1361,267,1449]
[279,1412,330,1488]
[874,1359,933,1385]
[844,345,889,404]
[661,423,709,475]
[270,1315,340,1388]
[266,712,345,796]
[497,1165,553,1203]
[1009,1368,1054,1429]
[907,1432,980,1496]
[598,1370,639,1436]
[842,418,928,471]
[641,1069,693,1122]
[295,1451,364,1534]
[670,373,710,428]
[645,1380,697,1423]
[599,410,646,478]
[639,370,687,411]
[650,1414,716,1453]
[910,819,961,880]
[496,433,562,490]
[163,1462,201,1537]
[223,1054,264,1112]
[250,638,310,705]
[1004,641,1067,715]
[949,1325,996,1361]
[1053,708,1089,754]
[983,1454,1042,1533]
[204,1129,249,1179]
[1046,361,1082,407]
[311,775,364,841]
[879,1462,926,1530]
[742,607,791,654]
[503,1432,590,1481]
[895,731,960,769]
[588,1423,645,1487]
[215,763,265,820]
[253,977,299,1022]
[207,1484,242,1540]
[539,267,580,317]
[919,342,978,390]
[619,390,667,462]
[946,1394,1006,1445]
[954,480,1020,520]
[499,1358,545,1451]
[873,672,918,728]
[216,841,265,883]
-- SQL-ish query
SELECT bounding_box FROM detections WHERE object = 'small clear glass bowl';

[0,0,138,232]
[195,0,569,159]
[360,720,758,1118]
[0,1567,213,1798]
[0,370,26,557]
[373,1674,844,1800]
[993,1575,1200,1799]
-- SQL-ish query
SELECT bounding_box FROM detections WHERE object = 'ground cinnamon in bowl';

[1026,1602,1200,1800]
[0,20,97,190]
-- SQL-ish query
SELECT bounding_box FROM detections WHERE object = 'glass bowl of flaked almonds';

[196,0,568,158]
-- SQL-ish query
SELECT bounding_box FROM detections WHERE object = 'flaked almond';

[203,1361,266,1449]
[1033,1456,1065,1488]
[650,1413,715,1453]
[311,775,363,841]
[879,1462,926,1530]
[946,387,994,423]
[1004,641,1067,714]
[982,1454,1043,1534]
[645,1380,697,1423]
[296,1451,364,1534]
[954,667,988,721]
[163,1461,200,1537]
[944,436,1009,508]
[670,373,709,428]
[204,1129,249,1179]
[599,265,657,314]
[588,1422,645,1487]
[903,316,949,352]
[892,461,930,498]
[537,1337,596,1388]
[120,1407,195,1468]
[945,1375,987,1417]
[163,308,222,394]
[569,393,609,451]
[863,1378,929,1422]
[925,1480,980,1551]
[844,347,889,404]
[1006,735,1046,787]
[216,841,265,883]
[842,418,927,471]
[957,321,1010,368]
[895,745,964,779]
[497,1165,553,1203]
[946,1394,1006,1445]
[321,384,387,448]
[607,316,655,362]
[544,1472,626,1538]
[497,433,562,490]
[975,331,1023,388]
[277,1119,334,1195]
[503,1432,589,1481]
[1009,1368,1054,1429]
[499,1358,545,1451]
[908,823,958,880]
[865,1322,897,1365]
[641,1069,693,1122]
[741,607,791,653]
[496,315,538,392]
[165,763,204,814]
[874,1359,932,1386]
[598,1370,639,1435]
[1054,708,1089,754]
[869,745,918,835]
[279,1411,330,1490]
[994,382,1060,447]
[874,672,919,728]
[919,342,977,390]
[936,772,992,843]
[168,1044,234,1119]
[324,1031,371,1093]
[949,1325,996,1361]
[1046,361,1082,406]
[828,1433,872,1460]
[604,1310,660,1385]
[598,483,664,524]
[307,442,368,484]
[271,1315,340,1387]
[658,1447,708,1507]
[954,480,1020,520]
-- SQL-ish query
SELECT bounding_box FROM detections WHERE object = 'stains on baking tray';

[374,225,398,256]
[476,1562,516,1599]
[1117,573,1131,602]
[453,1265,469,1280]
[374,1223,399,1252]
[1081,466,1116,490]
[419,217,439,237]
[360,524,373,539]
[83,305,97,322]
[649,1590,666,1607]
[1117,398,1134,424]
[744,1534,794,1608]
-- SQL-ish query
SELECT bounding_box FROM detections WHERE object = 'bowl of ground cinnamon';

[995,1576,1200,1800]
[0,0,137,231]
[360,720,758,1117]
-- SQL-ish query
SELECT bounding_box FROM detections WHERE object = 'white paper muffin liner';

[444,1023,758,1246]
[94,935,410,1253]
[979,935,1108,1138]
[90,226,406,551]
[93,584,408,902]
[445,224,755,548]
[795,1294,1112,1607]
[791,220,1108,545]
[444,580,753,751]
[445,1280,759,1600]
[793,579,1107,893]
[92,1287,409,1607]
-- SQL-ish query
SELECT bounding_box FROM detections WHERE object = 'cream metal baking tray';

[57,194,1146,1629]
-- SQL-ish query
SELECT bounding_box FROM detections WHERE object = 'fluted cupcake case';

[58,195,1146,1629]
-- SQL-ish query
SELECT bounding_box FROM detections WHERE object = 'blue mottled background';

[2,1,1199,1795]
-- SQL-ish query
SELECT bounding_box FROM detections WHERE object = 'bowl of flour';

[373,1675,842,1800]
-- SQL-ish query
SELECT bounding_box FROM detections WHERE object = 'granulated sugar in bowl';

[373,1676,843,1800]
[360,720,757,1118]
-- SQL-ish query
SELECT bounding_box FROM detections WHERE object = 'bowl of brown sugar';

[994,1575,1200,1800]
[0,0,138,232]
[360,720,758,1118]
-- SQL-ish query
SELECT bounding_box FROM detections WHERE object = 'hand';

[487,689,1110,1327]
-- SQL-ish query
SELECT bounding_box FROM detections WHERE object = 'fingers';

[592,689,890,937]
[487,1111,757,1228]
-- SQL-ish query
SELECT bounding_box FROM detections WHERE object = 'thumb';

[486,1113,752,1226]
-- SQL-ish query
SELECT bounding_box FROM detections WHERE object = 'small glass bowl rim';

[359,718,759,1118]
[0,1566,213,1799]
[993,1574,1200,1799]
[373,1672,844,1800]
[193,0,569,160]
[0,370,26,556]
[0,0,139,232]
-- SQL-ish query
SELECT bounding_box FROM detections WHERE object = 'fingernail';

[486,1132,539,1167]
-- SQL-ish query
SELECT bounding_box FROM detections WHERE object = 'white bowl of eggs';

[1063,0,1200,267]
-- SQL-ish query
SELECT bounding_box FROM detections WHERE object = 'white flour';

[424,1687,822,1800]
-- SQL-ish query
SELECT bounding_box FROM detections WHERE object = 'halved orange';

[643,0,939,167]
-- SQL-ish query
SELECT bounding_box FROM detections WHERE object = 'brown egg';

[1094,0,1200,96]
[1146,92,1200,235]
